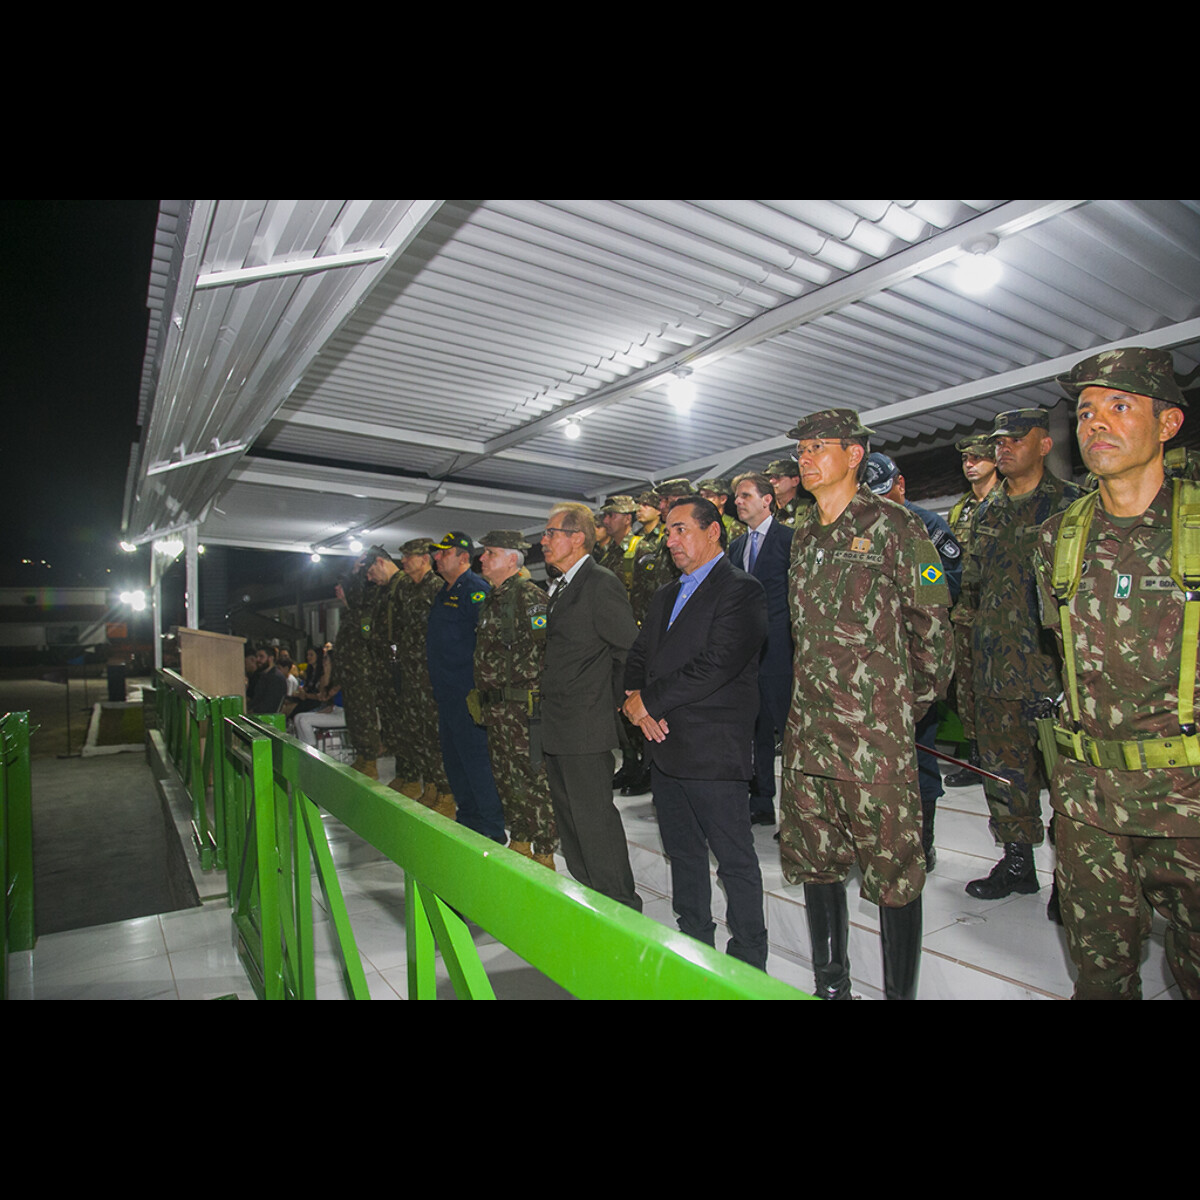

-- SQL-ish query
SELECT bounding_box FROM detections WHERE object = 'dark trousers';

[750,673,791,817]
[652,766,768,970]
[437,693,506,843]
[545,751,641,911]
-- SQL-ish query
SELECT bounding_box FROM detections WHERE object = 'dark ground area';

[2,670,199,935]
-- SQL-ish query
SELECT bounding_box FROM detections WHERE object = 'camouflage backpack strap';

[1170,478,1200,738]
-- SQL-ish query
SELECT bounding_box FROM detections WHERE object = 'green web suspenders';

[1049,479,1200,769]
[621,534,643,589]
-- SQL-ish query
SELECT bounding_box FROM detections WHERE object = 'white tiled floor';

[9,752,1185,999]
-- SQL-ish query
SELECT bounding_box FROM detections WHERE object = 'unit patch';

[850,536,872,554]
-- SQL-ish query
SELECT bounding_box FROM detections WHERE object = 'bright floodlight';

[564,419,582,440]
[667,369,695,413]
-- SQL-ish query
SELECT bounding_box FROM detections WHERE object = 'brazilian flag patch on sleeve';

[919,563,944,586]
[471,591,486,603]
[531,613,547,630]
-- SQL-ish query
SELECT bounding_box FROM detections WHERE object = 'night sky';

[1,200,161,587]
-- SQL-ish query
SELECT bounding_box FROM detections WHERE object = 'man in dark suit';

[729,472,794,827]
[540,502,643,911]
[623,496,769,968]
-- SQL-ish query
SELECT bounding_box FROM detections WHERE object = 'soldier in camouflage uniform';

[649,478,695,586]
[944,435,1000,787]
[955,409,1084,903]
[472,531,558,868]
[362,547,416,791]
[392,539,452,814]
[780,409,953,1000]
[336,560,383,778]
[765,458,810,527]
[696,477,748,544]
[597,496,659,791]
[1036,347,1199,999]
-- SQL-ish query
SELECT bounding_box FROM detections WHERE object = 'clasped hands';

[622,689,669,743]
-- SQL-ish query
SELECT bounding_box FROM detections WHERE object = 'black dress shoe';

[621,771,652,797]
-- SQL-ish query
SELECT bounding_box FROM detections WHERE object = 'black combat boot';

[921,800,937,873]
[803,882,851,1000]
[965,843,1038,899]
[879,896,922,1000]
[944,740,980,788]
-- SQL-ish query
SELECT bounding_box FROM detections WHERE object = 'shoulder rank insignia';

[850,536,872,553]
[919,564,944,585]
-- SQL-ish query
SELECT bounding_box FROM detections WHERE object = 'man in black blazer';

[623,496,769,968]
[540,502,643,911]
[728,472,795,827]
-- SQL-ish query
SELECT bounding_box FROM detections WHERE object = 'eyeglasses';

[795,440,845,458]
[541,526,575,539]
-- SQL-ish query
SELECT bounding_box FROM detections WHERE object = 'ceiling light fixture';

[564,419,582,441]
[954,234,1002,295]
[667,367,695,413]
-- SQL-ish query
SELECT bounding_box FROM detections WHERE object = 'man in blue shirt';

[426,531,506,843]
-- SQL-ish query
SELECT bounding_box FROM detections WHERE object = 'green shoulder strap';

[1050,491,1100,732]
[1170,479,1200,732]
[621,534,643,588]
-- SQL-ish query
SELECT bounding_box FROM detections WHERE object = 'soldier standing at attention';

[1037,347,1199,999]
[765,458,808,527]
[339,558,384,778]
[955,409,1083,908]
[472,531,558,869]
[696,477,747,544]
[427,531,507,844]
[944,436,1000,787]
[395,539,453,816]
[781,410,953,1000]
[363,546,415,795]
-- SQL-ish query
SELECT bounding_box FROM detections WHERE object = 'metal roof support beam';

[656,316,1200,480]
[194,248,391,289]
[469,200,1087,464]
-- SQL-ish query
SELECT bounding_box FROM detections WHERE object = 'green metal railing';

[2,711,34,1000]
[155,670,245,870]
[220,711,808,1001]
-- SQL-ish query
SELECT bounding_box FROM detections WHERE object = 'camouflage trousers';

[975,695,1047,846]
[397,661,448,792]
[1056,811,1200,1000]
[340,666,380,761]
[483,703,557,856]
[952,623,975,740]
[374,656,405,763]
[780,769,925,907]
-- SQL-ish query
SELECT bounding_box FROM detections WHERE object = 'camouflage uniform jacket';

[1036,483,1200,838]
[786,487,953,784]
[396,570,441,677]
[334,572,381,685]
[473,574,549,714]
[775,495,810,528]
[598,532,658,626]
[948,490,984,553]
[956,470,1083,700]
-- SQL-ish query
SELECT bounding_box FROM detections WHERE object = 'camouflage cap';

[429,530,477,554]
[955,435,996,459]
[764,458,800,478]
[785,408,876,441]
[398,537,435,558]
[598,495,637,515]
[1056,346,1186,408]
[863,452,901,495]
[479,530,531,552]
[634,491,661,508]
[654,478,695,498]
[694,477,734,496]
[364,543,396,565]
[991,408,1050,437]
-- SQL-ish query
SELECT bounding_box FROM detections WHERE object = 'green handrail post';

[228,715,809,1000]
[2,711,35,1000]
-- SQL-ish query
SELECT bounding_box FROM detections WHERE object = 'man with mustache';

[955,409,1083,907]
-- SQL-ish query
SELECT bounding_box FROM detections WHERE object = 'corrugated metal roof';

[124,198,1200,554]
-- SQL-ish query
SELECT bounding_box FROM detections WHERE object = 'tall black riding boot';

[803,882,851,1000]
[945,740,980,788]
[879,895,922,1001]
